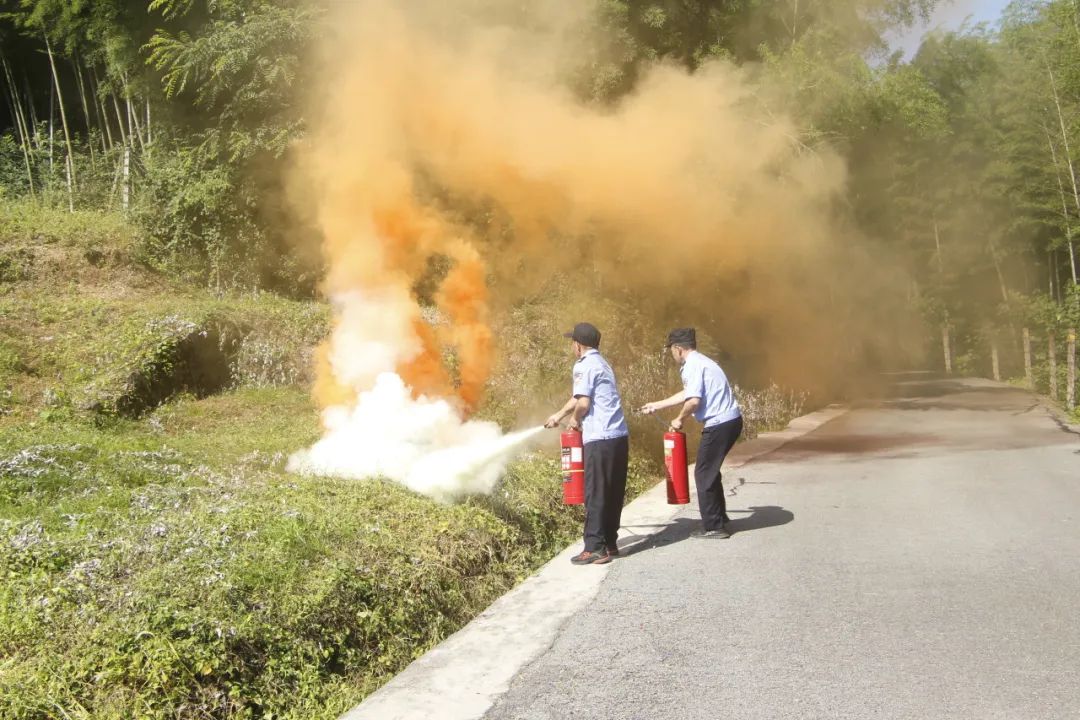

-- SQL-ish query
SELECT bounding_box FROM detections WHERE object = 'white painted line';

[340,403,848,720]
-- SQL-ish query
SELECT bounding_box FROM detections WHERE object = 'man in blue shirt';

[641,328,743,539]
[544,322,630,565]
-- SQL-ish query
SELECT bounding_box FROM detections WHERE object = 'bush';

[0,389,656,719]
[735,383,809,438]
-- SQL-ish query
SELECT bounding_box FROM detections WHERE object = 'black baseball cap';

[563,322,601,348]
[665,327,696,348]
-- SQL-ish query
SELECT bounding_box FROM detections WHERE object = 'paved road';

[485,378,1080,720]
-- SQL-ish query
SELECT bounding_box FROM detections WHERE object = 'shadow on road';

[727,505,796,533]
[619,505,794,558]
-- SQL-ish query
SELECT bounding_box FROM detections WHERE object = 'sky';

[893,0,1014,57]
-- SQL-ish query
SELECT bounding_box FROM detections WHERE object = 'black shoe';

[607,544,620,557]
[692,527,731,539]
[570,548,612,565]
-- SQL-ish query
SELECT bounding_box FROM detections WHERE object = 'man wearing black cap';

[544,322,630,565]
[641,328,743,539]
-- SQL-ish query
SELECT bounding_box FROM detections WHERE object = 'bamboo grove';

[0,0,1078,404]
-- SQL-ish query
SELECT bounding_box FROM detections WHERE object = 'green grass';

[1,384,649,719]
[0,209,655,717]
[0,196,136,251]
[0,289,329,426]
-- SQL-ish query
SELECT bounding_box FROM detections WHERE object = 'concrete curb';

[340,403,849,720]
[1032,395,1080,434]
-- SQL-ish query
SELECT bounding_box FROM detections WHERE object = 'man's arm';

[546,362,597,430]
[545,395,592,430]
[640,390,686,415]
[545,396,578,429]
[668,397,701,432]
[663,360,705,431]
[567,396,591,431]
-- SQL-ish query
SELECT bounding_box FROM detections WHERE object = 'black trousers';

[695,416,744,531]
[583,435,630,552]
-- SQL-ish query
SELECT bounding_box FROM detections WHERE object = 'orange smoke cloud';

[436,241,493,409]
[294,0,919,419]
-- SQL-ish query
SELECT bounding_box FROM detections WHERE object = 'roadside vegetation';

[3,0,1079,717]
[0,201,802,717]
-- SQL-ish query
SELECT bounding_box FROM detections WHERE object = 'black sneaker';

[692,527,731,539]
[570,549,612,565]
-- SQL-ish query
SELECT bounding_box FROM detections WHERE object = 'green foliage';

[0,292,327,422]
[0,201,328,429]
[134,1,320,292]
[146,2,318,115]
[877,65,950,136]
[0,205,676,716]
[0,195,135,250]
[0,399,482,717]
[0,381,658,718]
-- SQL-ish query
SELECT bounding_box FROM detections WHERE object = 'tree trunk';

[1050,248,1056,298]
[3,58,32,157]
[72,56,96,168]
[64,154,73,212]
[44,33,76,208]
[988,238,1010,304]
[933,218,945,274]
[1,52,35,197]
[123,76,146,154]
[91,65,114,153]
[107,157,117,209]
[1044,125,1078,285]
[1071,234,1079,286]
[111,93,130,207]
[122,145,130,211]
[110,93,128,149]
[22,69,40,148]
[942,324,952,375]
[49,83,54,174]
[791,0,799,47]
[1047,62,1080,263]
[1049,333,1059,401]
[992,336,1001,382]
[82,60,108,156]
[1024,327,1033,389]
[1068,328,1077,411]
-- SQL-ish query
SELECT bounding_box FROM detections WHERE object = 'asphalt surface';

[484,378,1080,720]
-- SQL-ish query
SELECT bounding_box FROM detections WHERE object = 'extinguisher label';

[663,439,675,450]
[570,447,583,463]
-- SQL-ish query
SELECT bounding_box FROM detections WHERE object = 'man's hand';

[668,417,684,432]
[566,417,582,432]
[640,401,661,415]
[544,414,562,429]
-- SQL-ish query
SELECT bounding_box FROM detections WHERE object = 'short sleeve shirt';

[680,351,741,428]
[572,349,629,444]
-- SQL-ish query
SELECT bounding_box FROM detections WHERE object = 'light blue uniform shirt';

[680,351,741,428]
[572,349,629,444]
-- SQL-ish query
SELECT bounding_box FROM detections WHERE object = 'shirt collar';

[577,348,600,362]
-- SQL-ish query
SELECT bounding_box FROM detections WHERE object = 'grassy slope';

[1,201,656,719]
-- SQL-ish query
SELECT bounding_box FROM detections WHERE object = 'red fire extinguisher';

[664,431,690,505]
[561,430,585,505]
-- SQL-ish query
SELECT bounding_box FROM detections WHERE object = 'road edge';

[340,403,849,720]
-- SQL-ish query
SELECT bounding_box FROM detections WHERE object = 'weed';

[0,394,651,718]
